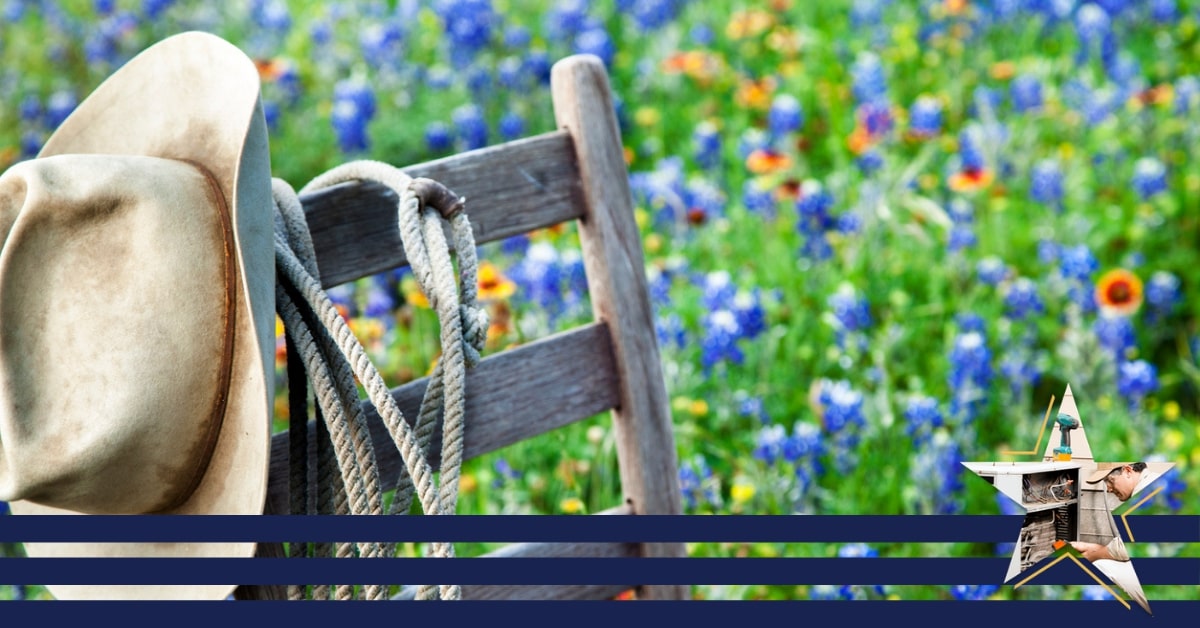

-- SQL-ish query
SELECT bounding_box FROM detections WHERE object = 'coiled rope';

[272,161,487,601]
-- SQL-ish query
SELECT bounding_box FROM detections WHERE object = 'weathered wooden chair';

[255,54,687,601]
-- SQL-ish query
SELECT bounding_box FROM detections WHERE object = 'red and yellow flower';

[1095,268,1144,316]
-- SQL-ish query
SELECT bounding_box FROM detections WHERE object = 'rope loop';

[273,160,485,601]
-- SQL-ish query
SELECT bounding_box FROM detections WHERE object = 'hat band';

[157,159,239,513]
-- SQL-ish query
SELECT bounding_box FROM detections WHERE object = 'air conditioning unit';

[964,461,1083,577]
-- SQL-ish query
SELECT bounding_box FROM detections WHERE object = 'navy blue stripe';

[1,515,1197,543]
[0,601,1194,626]
[3,557,1197,585]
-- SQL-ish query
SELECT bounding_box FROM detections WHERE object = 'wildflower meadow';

[2,0,1198,603]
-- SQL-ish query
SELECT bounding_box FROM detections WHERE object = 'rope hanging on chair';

[272,161,487,601]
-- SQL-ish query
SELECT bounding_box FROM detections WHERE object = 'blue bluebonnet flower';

[143,0,177,20]
[957,127,986,173]
[523,49,553,85]
[45,90,77,130]
[736,392,769,424]
[910,430,965,514]
[1037,239,1059,265]
[619,0,684,32]
[837,543,878,558]
[1094,314,1135,359]
[1059,244,1098,282]
[947,199,977,252]
[1010,74,1043,112]
[545,0,592,42]
[1174,76,1199,115]
[1082,585,1114,601]
[359,21,403,70]
[796,180,837,260]
[1131,157,1167,200]
[733,289,767,339]
[425,121,453,152]
[740,178,776,219]
[574,27,615,66]
[1058,243,1098,312]
[309,19,332,45]
[786,421,825,487]
[701,270,736,310]
[331,80,375,153]
[1154,465,1185,512]
[692,120,721,170]
[856,150,884,175]
[976,256,1008,286]
[826,283,871,349]
[737,127,770,160]
[948,328,992,421]
[817,380,866,474]
[1150,0,1179,22]
[1003,277,1044,320]
[496,56,525,90]
[1144,270,1181,322]
[907,95,942,138]
[1030,159,1064,207]
[1117,359,1158,408]
[819,380,865,433]
[498,111,525,141]
[434,0,496,66]
[767,94,803,137]
[18,93,41,122]
[754,423,788,466]
[678,455,720,511]
[1074,3,1112,48]
[492,458,521,488]
[851,51,888,105]
[452,103,488,150]
[700,309,743,371]
[950,584,999,600]
[426,66,455,90]
[503,24,531,48]
[655,311,687,350]
[465,65,492,97]
[689,23,713,45]
[904,396,943,446]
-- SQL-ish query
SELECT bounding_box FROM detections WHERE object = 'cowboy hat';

[0,32,274,599]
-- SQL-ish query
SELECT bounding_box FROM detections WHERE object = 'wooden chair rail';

[265,323,618,517]
[299,130,583,289]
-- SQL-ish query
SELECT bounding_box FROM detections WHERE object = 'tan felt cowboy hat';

[0,32,274,599]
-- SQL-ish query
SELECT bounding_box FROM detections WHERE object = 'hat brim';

[10,32,274,601]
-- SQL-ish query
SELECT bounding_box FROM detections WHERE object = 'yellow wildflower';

[731,482,756,504]
[560,497,585,514]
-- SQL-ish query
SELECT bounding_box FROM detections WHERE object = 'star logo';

[963,385,1175,614]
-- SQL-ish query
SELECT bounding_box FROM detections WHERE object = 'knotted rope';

[272,161,487,601]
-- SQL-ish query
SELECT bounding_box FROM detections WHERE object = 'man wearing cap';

[1069,462,1149,562]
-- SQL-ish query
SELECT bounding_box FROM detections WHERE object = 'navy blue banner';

[1,515,1197,543]
[0,601,1196,626]
[1,557,1197,586]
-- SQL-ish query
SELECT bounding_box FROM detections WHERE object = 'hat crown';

[0,154,235,514]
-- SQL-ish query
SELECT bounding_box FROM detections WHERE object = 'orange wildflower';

[1095,269,1144,316]
[477,260,516,301]
[745,148,791,175]
[948,168,994,193]
[735,76,777,110]
[726,9,774,39]
[846,125,873,155]
[254,57,293,82]
[661,50,723,83]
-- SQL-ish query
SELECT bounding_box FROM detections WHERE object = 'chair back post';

[550,54,688,601]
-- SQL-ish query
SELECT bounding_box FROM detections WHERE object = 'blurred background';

[0,0,1196,602]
